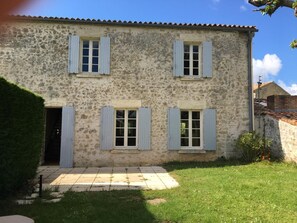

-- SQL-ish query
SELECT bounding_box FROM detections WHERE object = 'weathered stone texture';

[0,20,251,166]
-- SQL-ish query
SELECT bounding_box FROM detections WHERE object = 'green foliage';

[0,77,44,198]
[236,131,271,162]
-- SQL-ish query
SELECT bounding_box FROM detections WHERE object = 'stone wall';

[0,18,252,166]
[255,115,297,163]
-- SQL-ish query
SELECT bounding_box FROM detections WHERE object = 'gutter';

[247,31,255,131]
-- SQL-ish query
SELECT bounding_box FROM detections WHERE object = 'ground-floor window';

[180,110,201,148]
[115,109,137,147]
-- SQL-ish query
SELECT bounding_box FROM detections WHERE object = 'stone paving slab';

[37,166,179,192]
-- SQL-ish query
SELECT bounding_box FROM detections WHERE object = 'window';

[115,110,137,147]
[180,111,201,148]
[82,40,99,73]
[184,44,200,76]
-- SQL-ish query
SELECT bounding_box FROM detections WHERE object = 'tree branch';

[249,0,297,16]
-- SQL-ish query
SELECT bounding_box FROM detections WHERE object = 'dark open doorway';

[44,108,62,165]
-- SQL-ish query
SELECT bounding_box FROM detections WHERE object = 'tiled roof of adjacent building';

[8,15,258,32]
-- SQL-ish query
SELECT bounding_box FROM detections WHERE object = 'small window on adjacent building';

[81,40,99,73]
[115,109,137,147]
[184,44,200,76]
[180,110,201,148]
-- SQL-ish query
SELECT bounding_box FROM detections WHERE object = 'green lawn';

[0,161,296,223]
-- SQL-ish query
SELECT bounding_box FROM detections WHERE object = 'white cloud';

[252,54,282,82]
[277,80,297,95]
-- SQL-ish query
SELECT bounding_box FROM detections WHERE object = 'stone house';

[0,16,257,167]
[253,81,290,99]
[255,95,297,163]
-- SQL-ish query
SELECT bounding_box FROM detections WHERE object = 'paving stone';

[89,185,110,191]
[42,198,61,203]
[0,215,34,223]
[15,199,34,205]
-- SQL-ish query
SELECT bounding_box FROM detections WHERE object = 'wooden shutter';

[203,109,216,151]
[138,107,151,150]
[173,40,184,77]
[168,108,181,150]
[100,106,114,150]
[60,106,75,168]
[99,36,111,75]
[202,41,213,78]
[68,35,80,74]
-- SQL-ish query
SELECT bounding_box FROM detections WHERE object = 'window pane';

[181,138,189,146]
[82,65,88,72]
[193,61,199,68]
[116,128,124,137]
[180,129,188,137]
[184,53,189,60]
[128,128,136,137]
[181,111,189,119]
[83,41,89,48]
[128,120,136,128]
[184,61,189,68]
[192,120,200,128]
[92,65,98,72]
[193,45,199,52]
[116,119,124,128]
[193,53,198,60]
[193,69,199,76]
[181,120,189,129]
[184,45,189,52]
[192,112,200,119]
[116,110,124,118]
[93,49,98,56]
[116,138,124,146]
[128,110,137,118]
[128,138,136,146]
[192,129,200,137]
[92,57,98,65]
[192,138,200,147]
[83,49,89,56]
[93,41,99,48]
[184,69,189,75]
[83,57,89,64]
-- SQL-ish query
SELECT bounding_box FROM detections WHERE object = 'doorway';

[44,108,62,165]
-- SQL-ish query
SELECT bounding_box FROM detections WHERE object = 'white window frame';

[183,43,202,77]
[180,110,203,150]
[114,109,138,149]
[80,39,100,73]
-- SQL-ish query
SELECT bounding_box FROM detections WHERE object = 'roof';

[8,15,258,33]
[253,81,273,91]
[255,100,297,126]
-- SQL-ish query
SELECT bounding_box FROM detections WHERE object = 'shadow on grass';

[0,190,159,223]
[163,159,249,172]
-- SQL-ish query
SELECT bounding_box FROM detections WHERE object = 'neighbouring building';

[253,81,290,99]
[255,95,297,163]
[0,15,257,167]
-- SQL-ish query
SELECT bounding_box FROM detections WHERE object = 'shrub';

[0,77,44,198]
[235,131,271,162]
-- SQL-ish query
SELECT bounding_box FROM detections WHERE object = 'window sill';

[110,149,140,154]
[179,76,206,81]
[76,73,102,78]
[178,149,206,154]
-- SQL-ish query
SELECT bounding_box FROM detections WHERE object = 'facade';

[253,81,290,99]
[0,16,257,167]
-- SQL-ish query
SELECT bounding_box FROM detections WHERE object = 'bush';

[0,77,44,198]
[235,131,271,162]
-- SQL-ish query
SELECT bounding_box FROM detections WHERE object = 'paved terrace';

[37,166,179,192]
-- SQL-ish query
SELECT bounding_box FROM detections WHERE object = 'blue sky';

[15,0,297,94]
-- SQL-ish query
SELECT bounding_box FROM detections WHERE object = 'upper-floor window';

[184,44,200,76]
[82,40,99,73]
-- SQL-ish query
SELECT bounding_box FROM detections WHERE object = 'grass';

[0,161,296,223]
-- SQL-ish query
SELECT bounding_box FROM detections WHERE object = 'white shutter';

[168,108,181,150]
[100,106,114,150]
[99,36,111,75]
[138,108,151,150]
[203,109,216,151]
[173,40,184,77]
[202,41,213,78]
[68,35,80,74]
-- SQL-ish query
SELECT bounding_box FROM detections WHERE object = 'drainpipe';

[247,31,255,132]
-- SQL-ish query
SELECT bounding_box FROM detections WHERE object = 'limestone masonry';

[0,16,257,167]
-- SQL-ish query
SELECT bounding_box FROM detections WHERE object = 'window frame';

[80,38,100,73]
[114,109,138,149]
[183,42,202,77]
[180,110,203,150]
